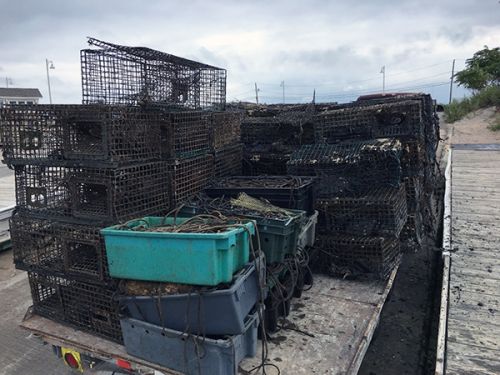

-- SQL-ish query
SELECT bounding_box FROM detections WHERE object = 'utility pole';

[449,59,456,104]
[5,77,12,88]
[46,59,55,104]
[280,80,285,104]
[312,89,316,104]
[254,82,259,104]
[380,66,386,94]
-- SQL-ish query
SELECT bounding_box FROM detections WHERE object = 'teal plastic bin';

[181,206,305,264]
[101,217,255,285]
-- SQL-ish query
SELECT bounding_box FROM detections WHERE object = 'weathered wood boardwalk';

[445,144,500,375]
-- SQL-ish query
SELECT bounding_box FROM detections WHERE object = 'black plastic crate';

[287,139,402,197]
[168,154,214,206]
[10,214,111,283]
[14,162,170,222]
[214,143,243,178]
[316,185,408,236]
[1,105,163,166]
[160,111,211,159]
[314,234,401,279]
[81,38,226,110]
[28,271,122,343]
[205,175,316,214]
[211,111,242,150]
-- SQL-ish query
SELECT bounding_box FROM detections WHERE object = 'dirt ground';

[447,106,500,144]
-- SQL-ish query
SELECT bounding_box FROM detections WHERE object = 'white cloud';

[0,0,498,104]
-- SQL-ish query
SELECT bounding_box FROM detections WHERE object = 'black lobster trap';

[81,38,226,110]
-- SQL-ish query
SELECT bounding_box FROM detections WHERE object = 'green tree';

[455,46,500,91]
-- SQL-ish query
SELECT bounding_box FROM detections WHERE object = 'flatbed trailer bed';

[20,269,397,374]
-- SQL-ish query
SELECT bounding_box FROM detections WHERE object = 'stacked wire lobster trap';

[288,139,407,278]
[304,94,440,278]
[236,93,440,279]
[1,38,241,345]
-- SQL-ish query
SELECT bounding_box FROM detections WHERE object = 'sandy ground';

[446,107,500,145]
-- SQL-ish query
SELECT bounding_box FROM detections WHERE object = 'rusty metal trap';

[287,139,402,197]
[14,162,170,222]
[168,154,215,206]
[81,38,226,110]
[313,234,401,279]
[159,110,211,159]
[315,185,408,237]
[214,143,243,178]
[211,111,242,151]
[1,104,163,166]
[10,214,111,283]
[28,271,122,343]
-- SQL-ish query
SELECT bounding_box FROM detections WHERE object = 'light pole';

[45,59,55,104]
[380,66,386,94]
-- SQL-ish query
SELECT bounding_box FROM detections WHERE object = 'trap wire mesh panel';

[316,185,408,236]
[15,164,71,217]
[313,99,424,143]
[160,111,211,158]
[211,111,242,150]
[1,104,163,165]
[28,271,122,343]
[214,143,243,178]
[287,139,402,197]
[15,162,170,222]
[69,162,170,221]
[243,150,291,176]
[1,105,65,164]
[81,38,226,110]
[168,154,215,206]
[314,234,401,279]
[11,214,111,284]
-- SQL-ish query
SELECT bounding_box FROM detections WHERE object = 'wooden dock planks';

[445,145,500,375]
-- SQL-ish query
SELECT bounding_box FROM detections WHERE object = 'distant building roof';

[0,88,43,98]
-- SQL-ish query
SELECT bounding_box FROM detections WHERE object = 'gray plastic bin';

[120,311,259,375]
[119,256,265,335]
[297,211,318,249]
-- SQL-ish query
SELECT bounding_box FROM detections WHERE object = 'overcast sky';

[1,0,499,104]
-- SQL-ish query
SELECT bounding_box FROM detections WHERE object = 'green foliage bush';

[444,85,500,123]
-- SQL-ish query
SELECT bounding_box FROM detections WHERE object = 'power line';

[237,80,450,102]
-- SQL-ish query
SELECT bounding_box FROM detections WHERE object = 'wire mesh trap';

[159,110,211,159]
[287,139,402,197]
[15,162,170,222]
[81,38,226,110]
[11,214,111,283]
[313,100,424,143]
[313,234,401,279]
[214,143,243,178]
[243,150,291,176]
[28,271,122,343]
[240,114,313,147]
[1,105,163,166]
[316,185,408,237]
[14,164,72,217]
[69,162,171,221]
[168,154,215,206]
[211,111,242,151]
